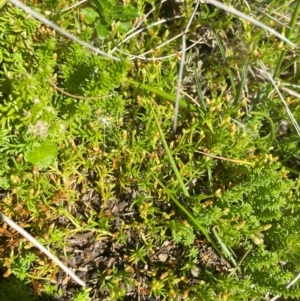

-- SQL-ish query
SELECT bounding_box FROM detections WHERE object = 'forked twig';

[111,15,182,54]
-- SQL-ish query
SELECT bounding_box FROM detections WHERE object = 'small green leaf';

[25,142,58,169]
[81,7,99,24]
[7,108,15,116]
[112,6,140,21]
[117,21,132,33]
[121,6,140,20]
[104,1,113,11]
[104,12,113,24]
[95,21,110,39]
[0,177,9,189]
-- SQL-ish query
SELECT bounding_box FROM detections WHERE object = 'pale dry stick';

[49,80,116,101]
[116,36,201,61]
[270,272,300,301]
[266,0,296,18]
[195,150,255,166]
[128,6,156,35]
[114,48,137,60]
[242,0,251,10]
[203,0,296,48]
[231,118,247,130]
[173,0,200,133]
[130,32,184,59]
[257,60,300,136]
[111,15,182,54]
[111,0,169,52]
[281,86,300,99]
[281,82,300,89]
[125,0,168,36]
[0,211,86,286]
[271,11,300,27]
[116,47,180,61]
[252,5,292,30]
[179,88,201,108]
[114,0,297,60]
[9,0,120,61]
[60,0,88,13]
[228,247,252,277]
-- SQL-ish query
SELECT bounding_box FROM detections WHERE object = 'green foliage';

[24,142,58,169]
[58,43,130,96]
[1,0,300,300]
[167,220,196,246]
[73,288,92,301]
[0,278,34,301]
[9,252,36,282]
[81,0,140,39]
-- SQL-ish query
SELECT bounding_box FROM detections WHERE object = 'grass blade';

[173,0,200,133]
[212,227,237,266]
[127,79,197,111]
[194,69,207,112]
[205,0,296,48]
[151,105,236,266]
[151,106,190,197]
[273,0,300,77]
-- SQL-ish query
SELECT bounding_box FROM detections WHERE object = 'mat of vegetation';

[1,0,300,300]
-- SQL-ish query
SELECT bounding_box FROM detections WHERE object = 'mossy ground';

[1,0,300,300]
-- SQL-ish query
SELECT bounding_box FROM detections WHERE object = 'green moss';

[0,278,34,301]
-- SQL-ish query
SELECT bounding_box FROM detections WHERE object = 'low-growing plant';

[81,0,140,39]
[0,277,35,301]
[1,0,300,300]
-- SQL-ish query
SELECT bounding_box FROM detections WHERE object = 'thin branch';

[204,0,296,48]
[281,86,300,99]
[173,0,200,133]
[49,80,115,100]
[0,211,86,286]
[111,15,182,54]
[228,247,252,277]
[9,0,120,61]
[257,60,300,136]
[270,272,300,301]
[123,0,168,36]
[60,0,88,13]
[195,150,255,166]
[116,37,201,61]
